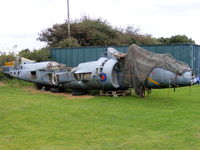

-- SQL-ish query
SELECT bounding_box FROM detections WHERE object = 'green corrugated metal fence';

[51,46,128,67]
[51,44,200,76]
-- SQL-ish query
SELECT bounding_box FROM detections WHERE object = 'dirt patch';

[67,95,94,99]
[23,86,94,99]
[0,82,5,86]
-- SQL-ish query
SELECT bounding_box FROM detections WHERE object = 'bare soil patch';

[23,86,94,99]
[0,82,5,86]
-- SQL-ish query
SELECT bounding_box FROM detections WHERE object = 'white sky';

[0,0,200,53]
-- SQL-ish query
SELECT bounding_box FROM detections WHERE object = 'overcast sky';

[0,0,200,53]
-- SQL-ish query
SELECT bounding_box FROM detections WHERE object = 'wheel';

[35,84,43,90]
[44,86,51,91]
[50,87,62,93]
[72,90,88,96]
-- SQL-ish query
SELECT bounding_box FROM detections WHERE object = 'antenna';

[67,0,70,37]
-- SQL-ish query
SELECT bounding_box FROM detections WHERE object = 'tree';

[70,18,119,46]
[38,17,195,47]
[56,37,80,48]
[19,48,50,62]
[158,35,195,44]
[38,17,159,47]
[124,26,159,45]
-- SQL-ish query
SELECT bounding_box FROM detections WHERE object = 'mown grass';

[0,83,200,150]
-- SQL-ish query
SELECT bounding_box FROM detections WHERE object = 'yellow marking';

[148,77,161,86]
[4,61,15,67]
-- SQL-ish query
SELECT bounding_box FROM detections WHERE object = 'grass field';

[0,82,200,150]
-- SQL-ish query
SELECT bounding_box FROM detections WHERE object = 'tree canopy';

[38,17,195,48]
[18,48,50,62]
[158,35,195,44]
[38,17,161,47]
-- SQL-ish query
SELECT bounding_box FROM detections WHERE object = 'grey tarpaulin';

[122,44,190,97]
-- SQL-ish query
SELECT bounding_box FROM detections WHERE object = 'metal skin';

[2,48,195,93]
[61,58,121,90]
[3,61,67,89]
[146,68,194,88]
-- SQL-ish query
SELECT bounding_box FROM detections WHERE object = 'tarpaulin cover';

[123,44,190,97]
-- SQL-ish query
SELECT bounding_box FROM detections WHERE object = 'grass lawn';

[0,82,200,150]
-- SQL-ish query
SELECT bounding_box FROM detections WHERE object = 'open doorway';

[30,71,37,79]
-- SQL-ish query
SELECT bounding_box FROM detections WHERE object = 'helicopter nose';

[175,71,195,86]
[146,68,195,88]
